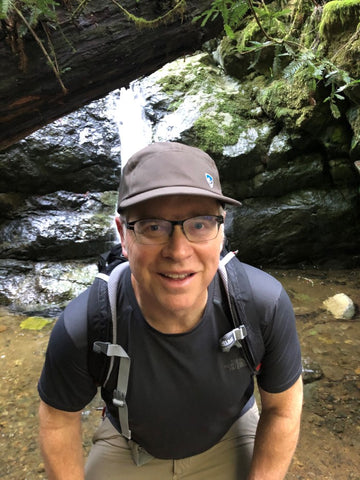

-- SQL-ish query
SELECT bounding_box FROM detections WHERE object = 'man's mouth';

[161,273,194,280]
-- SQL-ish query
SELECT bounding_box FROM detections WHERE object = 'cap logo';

[205,173,214,189]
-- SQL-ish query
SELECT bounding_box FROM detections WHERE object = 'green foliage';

[0,0,58,24]
[194,0,249,39]
[0,0,11,18]
[251,3,290,37]
[323,70,360,119]
[199,0,360,119]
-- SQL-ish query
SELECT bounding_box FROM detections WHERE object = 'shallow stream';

[0,267,359,479]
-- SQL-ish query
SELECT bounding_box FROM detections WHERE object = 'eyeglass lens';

[131,216,222,244]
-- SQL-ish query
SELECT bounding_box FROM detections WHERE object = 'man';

[38,141,303,480]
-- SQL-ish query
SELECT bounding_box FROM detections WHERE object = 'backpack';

[87,244,264,441]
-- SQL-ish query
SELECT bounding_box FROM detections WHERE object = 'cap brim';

[118,186,241,210]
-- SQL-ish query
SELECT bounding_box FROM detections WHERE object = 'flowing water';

[0,267,359,479]
[106,83,153,166]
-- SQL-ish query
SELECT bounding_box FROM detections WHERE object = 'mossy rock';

[255,77,311,127]
[319,0,360,39]
[20,316,53,330]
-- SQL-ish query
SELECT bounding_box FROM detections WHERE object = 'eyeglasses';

[125,215,224,245]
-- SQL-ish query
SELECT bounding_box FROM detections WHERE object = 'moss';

[100,191,118,207]
[158,74,196,96]
[238,19,260,50]
[319,0,360,39]
[20,316,53,330]
[324,30,360,80]
[157,58,217,96]
[192,116,228,153]
[101,0,187,29]
[255,76,316,129]
[192,95,256,154]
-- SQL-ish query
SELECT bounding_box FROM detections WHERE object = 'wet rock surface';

[0,268,359,479]
[0,99,121,195]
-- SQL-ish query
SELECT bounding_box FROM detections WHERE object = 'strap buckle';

[219,326,247,353]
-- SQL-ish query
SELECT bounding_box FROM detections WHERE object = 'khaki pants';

[85,403,259,480]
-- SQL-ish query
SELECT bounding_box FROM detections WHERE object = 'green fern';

[21,0,58,22]
[0,0,13,18]
[0,0,58,23]
[199,0,360,119]
[194,0,249,38]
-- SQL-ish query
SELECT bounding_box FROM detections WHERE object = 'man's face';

[117,195,224,330]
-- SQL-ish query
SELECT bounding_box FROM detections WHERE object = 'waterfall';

[107,81,153,167]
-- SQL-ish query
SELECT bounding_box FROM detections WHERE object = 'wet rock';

[302,357,324,384]
[0,191,117,260]
[226,188,359,266]
[322,364,346,382]
[329,158,359,186]
[0,258,99,313]
[323,293,356,320]
[0,96,121,195]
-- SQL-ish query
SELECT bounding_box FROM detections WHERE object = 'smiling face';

[116,195,224,333]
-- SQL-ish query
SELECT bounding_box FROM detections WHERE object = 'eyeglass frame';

[124,215,224,245]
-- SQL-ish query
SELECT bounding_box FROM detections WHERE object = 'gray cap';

[117,142,241,211]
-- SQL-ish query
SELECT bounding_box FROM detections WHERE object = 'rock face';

[0,48,359,312]
[0,99,120,313]
[137,52,360,267]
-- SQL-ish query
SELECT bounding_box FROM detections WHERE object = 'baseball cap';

[117,142,241,211]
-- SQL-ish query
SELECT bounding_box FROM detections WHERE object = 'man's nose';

[161,225,192,258]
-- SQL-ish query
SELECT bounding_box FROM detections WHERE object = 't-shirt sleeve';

[38,289,97,411]
[256,285,302,393]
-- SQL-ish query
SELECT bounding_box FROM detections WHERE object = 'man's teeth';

[163,273,191,279]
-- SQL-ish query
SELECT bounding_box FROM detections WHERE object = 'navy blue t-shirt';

[38,264,302,459]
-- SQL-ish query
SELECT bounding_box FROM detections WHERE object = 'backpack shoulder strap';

[87,257,132,440]
[218,251,264,375]
[93,261,130,386]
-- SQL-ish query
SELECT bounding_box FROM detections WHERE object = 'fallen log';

[0,0,221,150]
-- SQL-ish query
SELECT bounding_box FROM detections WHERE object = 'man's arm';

[39,400,85,480]
[247,375,303,480]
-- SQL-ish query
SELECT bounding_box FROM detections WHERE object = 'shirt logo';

[224,358,247,371]
[205,173,214,188]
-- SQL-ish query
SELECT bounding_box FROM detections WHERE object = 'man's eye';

[139,221,165,235]
[193,222,205,230]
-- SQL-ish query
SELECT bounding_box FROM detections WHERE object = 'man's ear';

[115,216,128,258]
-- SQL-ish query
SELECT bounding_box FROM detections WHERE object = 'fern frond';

[282,59,304,80]
[194,0,249,34]
[0,0,13,19]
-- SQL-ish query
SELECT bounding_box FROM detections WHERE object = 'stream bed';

[0,267,359,479]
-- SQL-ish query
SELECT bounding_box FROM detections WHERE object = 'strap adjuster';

[113,389,126,408]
